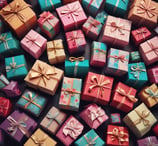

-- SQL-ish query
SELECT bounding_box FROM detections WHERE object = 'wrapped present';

[47,39,66,64]
[40,106,67,134]
[137,136,158,146]
[38,11,60,39]
[16,89,47,117]
[0,130,4,146]
[80,104,108,129]
[56,115,84,146]
[95,11,108,25]
[106,48,129,76]
[0,110,37,143]
[56,1,87,32]
[65,56,89,77]
[147,65,158,84]
[82,16,102,40]
[0,0,37,38]
[106,125,129,146]
[65,29,86,54]
[24,60,64,96]
[110,113,121,124]
[139,36,158,65]
[90,41,107,67]
[5,55,28,80]
[101,15,132,48]
[0,97,12,117]
[0,74,9,89]
[21,29,47,59]
[130,51,141,62]
[82,72,114,105]
[153,124,158,137]
[123,103,157,138]
[75,129,105,146]
[59,77,82,111]
[154,26,158,34]
[24,128,57,146]
[0,0,7,9]
[110,82,137,112]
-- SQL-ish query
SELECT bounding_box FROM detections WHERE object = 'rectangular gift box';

[82,72,114,105]
[147,65,158,84]
[130,51,141,62]
[137,136,158,146]
[56,115,84,146]
[95,11,108,25]
[0,0,7,9]
[0,74,9,89]
[123,103,157,138]
[24,60,64,96]
[56,1,87,32]
[40,106,67,134]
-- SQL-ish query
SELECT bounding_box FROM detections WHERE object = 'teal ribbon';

[145,88,158,98]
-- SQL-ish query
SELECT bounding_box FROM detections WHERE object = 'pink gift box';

[147,65,158,84]
[56,115,84,146]
[56,1,87,32]
[21,29,47,59]
[80,104,108,129]
[139,36,158,65]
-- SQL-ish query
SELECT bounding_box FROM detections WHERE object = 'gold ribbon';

[108,55,128,63]
[31,134,48,146]
[69,56,84,62]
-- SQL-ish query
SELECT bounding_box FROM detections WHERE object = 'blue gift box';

[95,11,108,25]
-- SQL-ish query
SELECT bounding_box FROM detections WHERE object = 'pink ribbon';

[146,40,158,56]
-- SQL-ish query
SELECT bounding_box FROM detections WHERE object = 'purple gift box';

[137,136,158,146]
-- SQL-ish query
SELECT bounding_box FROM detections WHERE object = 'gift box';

[0,74,9,89]
[101,15,132,48]
[21,29,47,59]
[147,65,158,84]
[16,89,47,117]
[65,56,89,77]
[24,128,57,146]
[139,36,158,65]
[153,124,158,137]
[154,26,158,34]
[80,104,108,129]
[95,11,108,25]
[0,110,37,143]
[0,130,4,146]
[56,115,84,146]
[5,55,28,80]
[130,51,141,62]
[38,11,60,39]
[59,77,82,111]
[90,41,107,67]
[56,1,87,32]
[0,0,37,38]
[47,39,66,64]
[110,113,121,124]
[75,129,105,146]
[63,0,82,4]
[123,103,157,138]
[137,136,158,146]
[82,16,102,40]
[24,60,64,96]
[110,82,137,112]
[106,48,129,76]
[65,29,86,54]
[0,0,7,9]
[82,72,114,105]
[106,125,129,146]
[40,106,67,134]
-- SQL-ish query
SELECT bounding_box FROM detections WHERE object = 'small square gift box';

[110,113,121,124]
[80,104,108,129]
[0,0,7,9]
[0,74,9,89]
[16,89,47,117]
[65,29,86,55]
[123,103,157,138]
[106,125,129,146]
[59,77,82,111]
[24,128,57,146]
[139,36,158,65]
[153,124,158,137]
[5,55,28,80]
[40,106,67,135]
[0,110,37,143]
[82,72,114,105]
[0,0,37,38]
[106,48,129,76]
[90,41,107,67]
[38,11,60,39]
[95,11,108,25]
[147,65,158,84]
[65,56,89,77]
[110,82,137,112]
[56,1,87,32]
[75,129,105,146]
[82,16,102,40]
[130,51,141,62]
[47,39,66,64]
[21,29,47,59]
[24,60,64,96]
[137,136,158,146]
[56,115,84,146]
[101,15,132,48]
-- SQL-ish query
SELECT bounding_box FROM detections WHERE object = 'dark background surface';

[0,0,158,146]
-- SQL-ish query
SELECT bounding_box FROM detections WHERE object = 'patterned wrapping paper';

[95,11,108,25]
[147,65,158,84]
[0,74,9,89]
[137,136,158,146]
[130,51,141,62]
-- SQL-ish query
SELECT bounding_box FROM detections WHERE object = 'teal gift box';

[95,11,108,25]
[16,89,47,117]
[5,55,28,80]
[38,0,61,11]
[125,62,148,88]
[104,0,129,17]
[65,57,89,78]
[130,51,141,62]
[75,129,105,146]
[0,74,9,89]
[0,32,20,56]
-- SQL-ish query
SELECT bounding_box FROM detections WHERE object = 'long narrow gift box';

[147,65,158,84]
[137,136,158,146]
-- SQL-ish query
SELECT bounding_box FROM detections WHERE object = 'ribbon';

[87,0,99,13]
[48,41,63,54]
[93,48,106,54]
[0,99,8,115]
[0,34,12,50]
[109,21,125,35]
[146,40,158,56]
[145,88,158,102]
[113,0,126,13]
[109,55,128,63]
[84,135,98,146]
[45,0,54,9]
[31,134,48,146]
[135,28,147,40]
[0,74,9,86]
[144,137,158,146]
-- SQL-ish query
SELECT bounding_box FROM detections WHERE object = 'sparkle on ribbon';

[135,28,147,39]
[62,88,81,98]
[84,135,99,146]
[0,34,12,50]
[31,134,48,146]
[69,56,84,62]
[109,55,128,63]
[145,88,158,100]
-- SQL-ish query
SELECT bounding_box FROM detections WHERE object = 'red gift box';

[153,124,158,137]
[82,72,114,105]
[147,65,158,84]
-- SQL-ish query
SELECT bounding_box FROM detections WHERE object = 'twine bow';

[130,65,146,79]
[145,88,158,99]
[110,22,125,35]
[0,34,12,50]
[84,135,99,146]
[136,28,147,39]
[31,135,48,146]
[69,56,84,62]
[109,55,128,63]
[48,41,63,54]
[62,88,81,98]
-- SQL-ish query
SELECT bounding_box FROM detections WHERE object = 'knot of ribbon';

[109,55,128,63]
[94,48,106,54]
[0,34,13,50]
[62,88,81,97]
[145,88,158,100]
[147,40,158,55]
[110,22,125,35]
[136,29,147,39]
[84,135,99,146]
[69,56,84,62]
[31,135,48,146]
[25,35,42,48]
[130,65,146,79]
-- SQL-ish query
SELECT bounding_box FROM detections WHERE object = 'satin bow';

[130,65,146,79]
[109,55,128,63]
[110,22,125,35]
[69,56,84,62]
[31,135,48,146]
[145,88,158,99]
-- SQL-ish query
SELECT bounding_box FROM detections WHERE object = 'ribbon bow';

[25,35,42,48]
[0,34,12,50]
[109,55,128,63]
[62,88,81,98]
[69,56,84,62]
[136,29,147,39]
[110,22,125,35]
[145,88,158,99]
[31,135,48,146]
[130,65,146,79]
[84,135,99,146]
